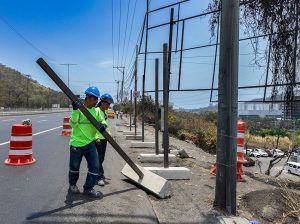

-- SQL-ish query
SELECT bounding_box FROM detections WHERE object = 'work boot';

[84,189,103,198]
[97,179,105,186]
[68,185,80,194]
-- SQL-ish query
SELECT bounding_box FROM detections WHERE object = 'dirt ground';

[114,118,300,224]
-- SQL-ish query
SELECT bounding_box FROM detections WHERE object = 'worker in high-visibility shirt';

[68,86,105,198]
[95,93,114,186]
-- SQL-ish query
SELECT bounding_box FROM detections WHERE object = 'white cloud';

[96,60,113,68]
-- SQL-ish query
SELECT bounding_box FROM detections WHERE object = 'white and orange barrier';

[4,124,36,166]
[211,119,246,182]
[60,116,72,137]
[236,119,247,181]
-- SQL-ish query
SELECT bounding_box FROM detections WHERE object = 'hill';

[0,64,68,108]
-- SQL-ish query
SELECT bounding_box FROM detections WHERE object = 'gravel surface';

[114,118,290,223]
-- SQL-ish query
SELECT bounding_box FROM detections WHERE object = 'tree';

[208,0,300,105]
[273,128,290,148]
[265,147,297,176]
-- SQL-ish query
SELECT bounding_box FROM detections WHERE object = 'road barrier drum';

[61,116,72,137]
[211,119,246,182]
[4,124,36,166]
[236,119,247,181]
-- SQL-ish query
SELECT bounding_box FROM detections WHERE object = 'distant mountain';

[176,103,218,114]
[0,64,68,108]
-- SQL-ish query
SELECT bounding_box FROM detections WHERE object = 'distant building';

[177,95,300,119]
[282,96,300,119]
[238,101,282,118]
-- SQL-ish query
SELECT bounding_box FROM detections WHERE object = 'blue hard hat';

[85,86,100,98]
[100,93,114,104]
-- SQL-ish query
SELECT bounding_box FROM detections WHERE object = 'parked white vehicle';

[249,149,261,158]
[273,149,285,157]
[250,148,268,157]
[257,149,269,157]
[243,149,252,156]
[286,162,300,176]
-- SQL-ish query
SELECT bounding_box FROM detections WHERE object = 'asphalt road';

[245,155,300,181]
[0,113,158,224]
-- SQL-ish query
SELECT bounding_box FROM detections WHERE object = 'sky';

[0,0,273,109]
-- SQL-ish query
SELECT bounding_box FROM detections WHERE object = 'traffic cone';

[60,117,72,137]
[4,124,36,166]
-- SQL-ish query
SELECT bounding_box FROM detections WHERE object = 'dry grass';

[247,134,291,150]
[280,185,300,223]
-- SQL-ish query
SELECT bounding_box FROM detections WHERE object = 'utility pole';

[113,66,125,106]
[163,43,169,168]
[167,8,174,91]
[161,7,174,149]
[115,80,120,103]
[130,89,132,131]
[25,75,31,109]
[134,45,138,136]
[155,58,159,155]
[60,63,77,109]
[142,0,149,142]
[214,0,239,215]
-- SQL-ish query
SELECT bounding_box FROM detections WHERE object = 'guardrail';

[0,108,70,117]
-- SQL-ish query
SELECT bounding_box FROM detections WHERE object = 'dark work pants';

[95,140,107,180]
[69,141,99,191]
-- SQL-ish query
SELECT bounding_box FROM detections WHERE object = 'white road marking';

[32,126,62,136]
[0,126,62,146]
[1,119,15,122]
[0,141,10,146]
[37,120,48,123]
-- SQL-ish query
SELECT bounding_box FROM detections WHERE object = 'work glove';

[95,138,101,145]
[72,101,81,110]
[99,124,107,133]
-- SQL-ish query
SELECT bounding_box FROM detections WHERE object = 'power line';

[0,16,57,62]
[124,63,135,84]
[112,0,116,80]
[123,0,138,69]
[117,0,122,65]
[124,13,146,78]
[137,58,260,68]
[72,81,116,84]
[121,0,131,66]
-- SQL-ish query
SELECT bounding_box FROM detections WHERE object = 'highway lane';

[0,112,71,145]
[0,115,158,224]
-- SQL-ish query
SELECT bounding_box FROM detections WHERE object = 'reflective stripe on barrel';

[9,149,33,155]
[237,120,246,152]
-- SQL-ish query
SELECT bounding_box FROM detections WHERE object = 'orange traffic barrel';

[210,120,247,182]
[61,117,72,137]
[237,119,247,164]
[4,124,36,166]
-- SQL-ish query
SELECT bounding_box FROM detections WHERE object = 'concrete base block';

[121,163,171,198]
[131,141,155,148]
[126,124,135,128]
[139,153,176,163]
[144,167,191,180]
[123,131,141,135]
[158,149,178,155]
[218,216,249,224]
[125,135,143,140]
[116,122,125,126]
